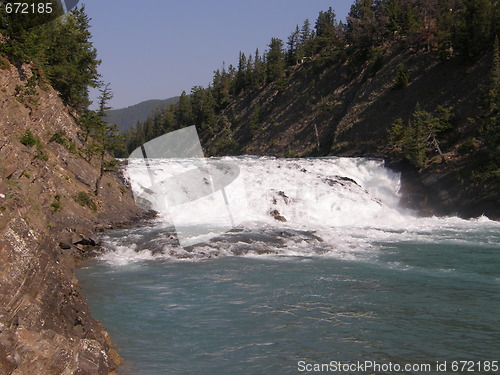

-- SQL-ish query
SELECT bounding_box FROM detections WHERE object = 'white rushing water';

[100,156,498,265]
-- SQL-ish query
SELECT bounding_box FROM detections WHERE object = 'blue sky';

[82,1,354,110]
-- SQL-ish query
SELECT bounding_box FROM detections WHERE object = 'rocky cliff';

[0,62,150,373]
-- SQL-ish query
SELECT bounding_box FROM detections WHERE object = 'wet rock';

[270,209,287,222]
[271,190,290,205]
[277,191,290,204]
[71,232,100,247]
[59,242,72,250]
[324,176,360,187]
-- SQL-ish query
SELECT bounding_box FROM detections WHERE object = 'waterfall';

[94,156,497,264]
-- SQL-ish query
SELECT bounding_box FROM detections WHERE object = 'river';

[77,157,500,374]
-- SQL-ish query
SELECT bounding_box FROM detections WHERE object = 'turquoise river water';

[77,157,500,374]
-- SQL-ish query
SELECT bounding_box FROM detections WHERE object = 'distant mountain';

[105,97,180,132]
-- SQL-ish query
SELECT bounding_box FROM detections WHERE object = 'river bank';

[0,63,154,374]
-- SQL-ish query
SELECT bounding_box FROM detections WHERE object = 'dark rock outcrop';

[390,159,500,220]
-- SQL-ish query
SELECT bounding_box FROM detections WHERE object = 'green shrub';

[457,138,479,155]
[0,57,9,70]
[35,151,49,161]
[19,130,39,147]
[15,83,40,106]
[74,191,97,211]
[50,194,63,213]
[65,139,78,154]
[368,47,384,77]
[284,148,298,158]
[50,201,62,213]
[394,63,410,89]
[49,131,67,145]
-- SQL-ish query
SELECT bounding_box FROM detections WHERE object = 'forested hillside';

[124,0,499,218]
[104,97,180,132]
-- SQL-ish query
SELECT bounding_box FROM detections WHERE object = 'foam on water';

[100,156,499,265]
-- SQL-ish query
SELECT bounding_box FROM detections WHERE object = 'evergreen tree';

[347,0,389,52]
[76,83,120,194]
[235,51,248,93]
[390,104,452,167]
[382,0,420,37]
[347,0,377,49]
[315,7,337,39]
[266,37,286,83]
[394,63,410,88]
[314,7,344,53]
[246,54,256,88]
[482,37,500,161]
[212,63,234,109]
[253,48,266,87]
[249,104,261,133]
[0,5,100,110]
[162,105,177,134]
[0,0,63,42]
[300,19,313,44]
[454,0,496,59]
[300,19,314,58]
[45,6,101,109]
[176,91,193,127]
[191,86,217,132]
[436,1,456,57]
[287,25,301,66]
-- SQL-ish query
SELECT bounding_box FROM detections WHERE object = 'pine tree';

[0,0,63,41]
[249,105,261,132]
[44,6,101,110]
[436,1,455,58]
[76,83,121,194]
[300,19,314,58]
[191,86,217,132]
[0,5,100,110]
[482,37,500,160]
[246,54,255,88]
[253,48,266,87]
[176,91,193,127]
[287,26,301,66]
[266,38,285,83]
[300,19,313,44]
[454,0,496,59]
[394,63,410,88]
[314,7,343,53]
[235,51,248,93]
[389,104,452,167]
[347,0,387,52]
[315,7,337,39]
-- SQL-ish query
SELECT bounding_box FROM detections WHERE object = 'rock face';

[393,159,500,220]
[0,63,151,373]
